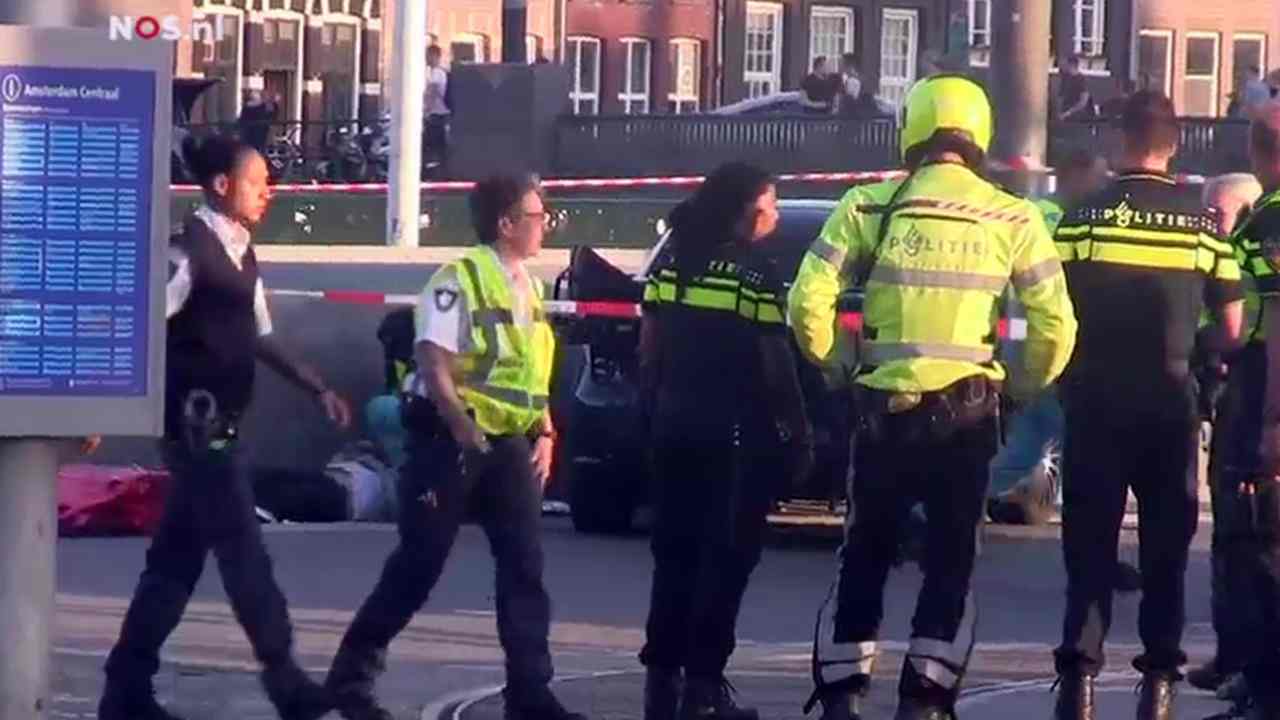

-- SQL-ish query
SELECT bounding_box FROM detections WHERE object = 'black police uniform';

[101,214,325,719]
[1218,195,1280,714]
[639,242,809,711]
[1053,171,1243,684]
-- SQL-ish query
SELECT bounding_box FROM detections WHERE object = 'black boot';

[1053,673,1095,720]
[678,676,759,720]
[97,683,187,720]
[1186,659,1226,692]
[327,643,394,720]
[895,660,956,720]
[1135,672,1176,720]
[819,688,866,720]
[503,687,589,720]
[262,662,336,720]
[645,667,683,720]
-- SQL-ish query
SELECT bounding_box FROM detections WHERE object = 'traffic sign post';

[0,25,171,718]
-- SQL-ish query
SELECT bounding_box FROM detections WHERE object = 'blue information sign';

[0,66,155,397]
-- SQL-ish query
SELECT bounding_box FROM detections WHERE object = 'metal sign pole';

[387,0,426,247]
[0,439,63,719]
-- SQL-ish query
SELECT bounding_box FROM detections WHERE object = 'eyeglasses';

[517,209,557,229]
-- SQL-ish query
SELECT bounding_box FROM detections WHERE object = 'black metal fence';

[172,115,1253,184]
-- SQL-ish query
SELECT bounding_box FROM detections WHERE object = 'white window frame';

[968,0,992,49]
[451,33,487,65]
[318,12,362,121]
[1073,0,1106,58]
[1184,31,1221,117]
[260,7,306,122]
[1136,28,1174,97]
[808,6,854,71]
[567,36,601,115]
[619,38,652,114]
[879,7,919,111]
[744,1,784,98]
[193,4,245,119]
[668,38,702,114]
[526,34,541,63]
[1234,32,1268,86]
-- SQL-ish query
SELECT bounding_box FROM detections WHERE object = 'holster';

[854,375,1001,446]
[180,389,239,454]
[400,392,447,439]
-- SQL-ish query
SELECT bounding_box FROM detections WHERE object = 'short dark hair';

[427,45,442,57]
[1118,90,1179,155]
[469,173,542,246]
[813,56,827,70]
[182,134,259,190]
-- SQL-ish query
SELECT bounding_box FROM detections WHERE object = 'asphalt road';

[51,518,1224,720]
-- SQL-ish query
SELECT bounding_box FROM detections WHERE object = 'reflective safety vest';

[788,162,1078,395]
[451,246,556,436]
[1034,196,1065,235]
[1232,190,1280,341]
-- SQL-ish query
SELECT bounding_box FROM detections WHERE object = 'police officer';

[1213,103,1280,720]
[638,163,812,720]
[788,75,1078,720]
[99,136,352,720]
[324,174,587,720]
[1050,91,1244,720]
[1187,172,1263,697]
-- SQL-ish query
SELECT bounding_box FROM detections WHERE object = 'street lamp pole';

[991,0,1052,167]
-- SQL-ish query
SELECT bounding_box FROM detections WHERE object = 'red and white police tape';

[171,169,1210,195]
[267,289,1030,340]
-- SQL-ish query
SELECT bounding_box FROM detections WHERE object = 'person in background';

[237,91,279,156]
[987,147,1109,525]
[325,174,588,720]
[423,44,451,174]
[1098,77,1136,120]
[98,136,352,720]
[801,57,838,114]
[638,163,811,720]
[1184,172,1264,697]
[1242,67,1273,118]
[836,54,862,116]
[1057,56,1096,122]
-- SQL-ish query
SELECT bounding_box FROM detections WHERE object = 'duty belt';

[181,389,238,452]
[854,375,1001,444]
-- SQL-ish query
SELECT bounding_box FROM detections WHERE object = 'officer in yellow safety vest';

[788,75,1078,720]
[325,174,588,720]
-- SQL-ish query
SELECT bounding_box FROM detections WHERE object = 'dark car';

[550,200,862,534]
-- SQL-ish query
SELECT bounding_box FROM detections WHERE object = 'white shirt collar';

[193,204,252,269]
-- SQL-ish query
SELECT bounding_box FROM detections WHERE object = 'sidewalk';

[449,670,1235,720]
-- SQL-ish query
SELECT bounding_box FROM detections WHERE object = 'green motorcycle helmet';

[899,74,994,163]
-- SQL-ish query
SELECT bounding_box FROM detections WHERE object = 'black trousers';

[639,431,778,677]
[1208,343,1280,705]
[832,413,996,699]
[327,432,553,701]
[104,439,298,691]
[1055,385,1200,676]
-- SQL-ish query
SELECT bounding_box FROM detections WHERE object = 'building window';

[526,34,542,63]
[451,34,486,65]
[745,2,783,98]
[568,36,601,115]
[1234,33,1267,91]
[1185,32,1220,116]
[809,7,853,71]
[1137,29,1173,97]
[879,8,918,110]
[620,38,652,114]
[668,38,702,113]
[192,9,244,123]
[1073,0,1105,57]
[969,0,991,48]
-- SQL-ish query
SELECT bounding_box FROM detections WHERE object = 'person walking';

[638,163,813,720]
[98,136,352,720]
[1050,91,1245,720]
[788,75,1078,720]
[324,173,588,720]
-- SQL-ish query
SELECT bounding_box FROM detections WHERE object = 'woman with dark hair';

[98,135,351,720]
[638,162,812,720]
